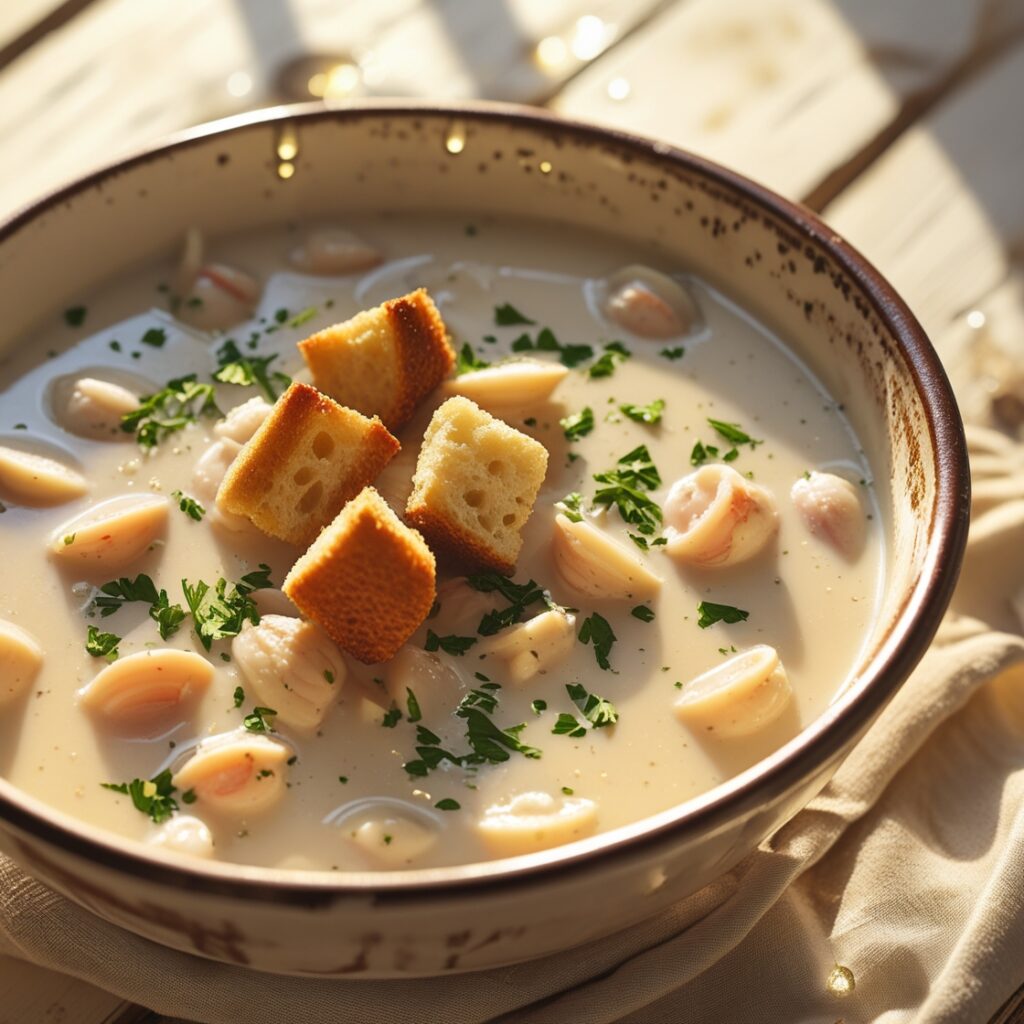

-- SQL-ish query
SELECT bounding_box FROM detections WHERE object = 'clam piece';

[289,228,383,276]
[0,445,87,506]
[664,465,778,567]
[443,360,569,408]
[477,791,598,857]
[476,609,575,684]
[232,614,345,730]
[79,649,213,731]
[791,472,866,560]
[172,730,290,816]
[347,805,440,866]
[148,815,214,859]
[60,377,140,440]
[601,265,701,339]
[192,439,241,503]
[383,645,462,722]
[0,620,43,705]
[674,644,792,738]
[214,397,272,444]
[173,230,260,331]
[552,514,662,600]
[49,494,168,571]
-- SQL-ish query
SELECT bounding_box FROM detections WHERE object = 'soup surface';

[0,215,882,870]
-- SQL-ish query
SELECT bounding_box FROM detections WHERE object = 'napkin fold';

[3,439,1024,1024]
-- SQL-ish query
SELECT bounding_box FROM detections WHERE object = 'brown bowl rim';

[0,99,971,906]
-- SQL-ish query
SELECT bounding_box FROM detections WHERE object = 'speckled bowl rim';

[0,100,970,906]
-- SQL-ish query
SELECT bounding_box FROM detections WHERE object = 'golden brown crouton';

[216,383,399,547]
[297,288,454,431]
[406,396,548,575]
[283,487,436,664]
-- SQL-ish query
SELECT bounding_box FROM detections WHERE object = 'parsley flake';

[425,630,478,656]
[660,346,684,360]
[707,418,761,448]
[455,343,490,376]
[171,490,205,521]
[141,327,167,348]
[578,612,616,670]
[381,706,402,728]
[587,341,631,379]
[435,798,461,811]
[696,601,749,629]
[64,306,87,327]
[85,626,121,661]
[531,699,548,715]
[552,713,587,738]
[494,303,535,326]
[560,406,594,441]
[556,492,584,523]
[233,685,245,708]
[592,445,662,536]
[121,374,220,449]
[406,688,422,723]
[619,399,665,425]
[566,681,618,727]
[243,706,278,732]
[511,326,593,368]
[101,769,178,823]
[213,340,290,401]
[631,605,655,622]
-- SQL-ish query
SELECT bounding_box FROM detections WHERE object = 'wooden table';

[1,1,1023,1020]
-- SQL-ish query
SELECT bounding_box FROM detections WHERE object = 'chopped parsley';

[213,340,290,401]
[566,681,618,727]
[93,573,187,641]
[121,374,219,449]
[578,612,616,670]
[338,776,349,784]
[287,306,318,329]
[467,572,548,635]
[101,769,178,823]
[381,706,402,728]
[181,788,197,804]
[707,418,761,448]
[406,688,422,723]
[592,445,662,536]
[141,327,167,348]
[511,326,593,368]
[455,343,490,376]
[435,798,461,811]
[232,686,245,708]
[560,406,594,441]
[181,564,273,650]
[85,626,121,661]
[64,306,87,327]
[690,440,718,467]
[552,713,587,738]
[696,601,749,629]
[171,490,205,521]
[631,605,655,622]
[425,630,478,656]
[531,699,548,715]
[660,346,684,360]
[556,492,584,523]
[562,786,575,795]
[323,669,335,684]
[619,398,665,425]
[587,341,631,379]
[63,533,76,546]
[494,303,535,326]
[243,706,278,732]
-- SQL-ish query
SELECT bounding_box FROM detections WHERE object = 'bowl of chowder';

[0,102,969,976]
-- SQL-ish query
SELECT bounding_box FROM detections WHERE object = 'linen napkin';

[2,428,1024,1024]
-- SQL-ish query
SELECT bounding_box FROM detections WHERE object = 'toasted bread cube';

[283,488,436,664]
[298,288,454,431]
[217,383,399,547]
[406,396,548,575]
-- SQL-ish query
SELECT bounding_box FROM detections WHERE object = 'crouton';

[283,487,436,664]
[216,383,399,547]
[405,396,548,575]
[297,288,454,431]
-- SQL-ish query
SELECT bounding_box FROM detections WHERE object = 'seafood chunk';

[664,465,777,567]
[443,360,568,408]
[552,514,662,599]
[148,815,214,859]
[791,471,865,560]
[0,620,43,705]
[345,804,440,866]
[232,615,345,730]
[214,397,272,444]
[383,645,462,722]
[477,791,598,857]
[289,228,383,276]
[173,228,260,331]
[476,609,575,684]
[191,439,242,503]
[600,265,701,339]
[59,377,140,440]
[0,445,87,506]
[49,494,168,571]
[173,730,290,816]
[674,645,792,738]
[79,649,213,732]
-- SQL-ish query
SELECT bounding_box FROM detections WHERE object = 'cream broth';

[0,216,882,869]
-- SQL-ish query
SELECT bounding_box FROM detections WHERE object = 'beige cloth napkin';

[3,424,1024,1024]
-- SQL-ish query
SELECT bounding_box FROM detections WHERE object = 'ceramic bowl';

[0,101,969,977]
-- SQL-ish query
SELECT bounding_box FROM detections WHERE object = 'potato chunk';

[0,619,43,705]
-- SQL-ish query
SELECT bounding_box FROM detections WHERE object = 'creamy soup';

[0,215,882,870]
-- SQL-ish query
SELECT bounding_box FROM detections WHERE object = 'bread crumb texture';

[216,382,399,547]
[283,487,436,664]
[297,288,454,431]
[406,396,548,575]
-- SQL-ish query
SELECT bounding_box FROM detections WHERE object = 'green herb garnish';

[660,346,684,360]
[243,706,278,732]
[64,306,87,327]
[425,630,478,656]
[141,327,167,348]
[121,374,220,449]
[213,340,290,401]
[511,326,593,368]
[566,681,618,728]
[560,406,594,441]
[592,445,662,536]
[233,685,245,708]
[707,418,761,448]
[631,605,655,622]
[85,626,121,661]
[381,706,402,728]
[696,601,749,629]
[406,688,422,723]
[455,343,490,376]
[578,612,616,670]
[171,490,205,521]
[494,303,535,326]
[435,798,461,811]
[587,341,630,379]
[101,769,178,823]
[619,398,665,425]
